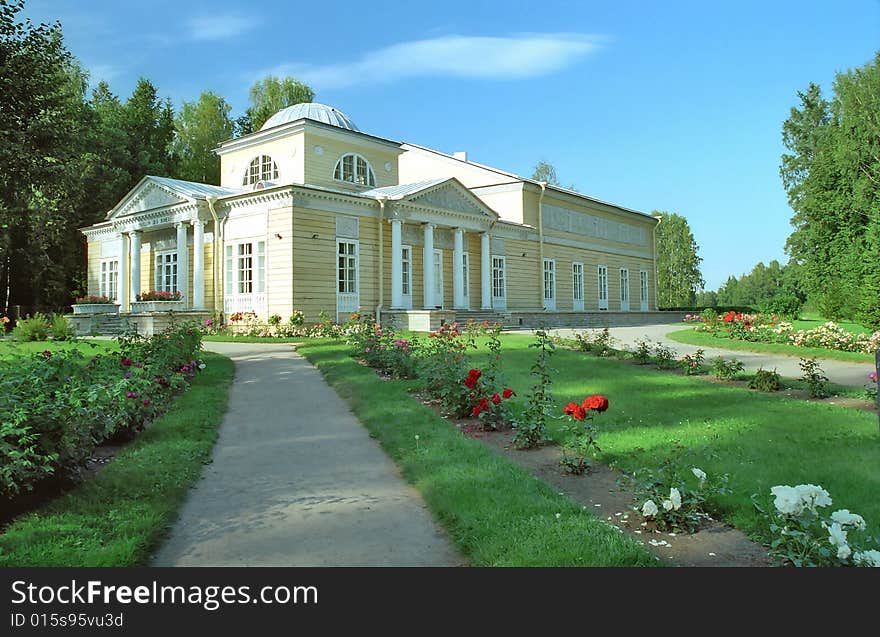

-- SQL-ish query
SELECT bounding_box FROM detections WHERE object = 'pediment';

[407,180,496,219]
[107,179,190,220]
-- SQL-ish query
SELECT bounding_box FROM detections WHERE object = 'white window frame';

[336,238,360,321]
[620,268,630,311]
[640,270,649,312]
[243,155,278,185]
[100,259,119,302]
[572,262,584,311]
[333,153,376,187]
[401,245,413,309]
[597,264,609,310]
[224,239,267,314]
[154,250,178,294]
[433,249,444,308]
[543,258,556,311]
[491,255,506,309]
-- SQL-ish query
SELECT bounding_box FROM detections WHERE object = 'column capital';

[423,222,435,229]
[176,220,188,229]
[128,229,141,237]
[190,218,203,227]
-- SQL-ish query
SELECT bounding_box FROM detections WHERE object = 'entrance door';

[492,255,506,309]
[597,264,609,310]
[619,268,630,311]
[336,239,359,321]
[640,270,649,311]
[433,249,444,308]
[401,245,413,309]
[542,258,556,311]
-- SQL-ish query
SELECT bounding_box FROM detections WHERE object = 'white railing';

[224,293,267,316]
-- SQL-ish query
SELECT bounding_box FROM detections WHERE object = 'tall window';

[462,253,470,301]
[401,246,412,297]
[543,258,556,310]
[620,268,630,311]
[640,270,649,310]
[243,155,278,185]
[338,241,358,294]
[597,265,608,310]
[572,262,584,310]
[492,256,506,302]
[155,251,178,293]
[225,241,266,295]
[100,260,119,302]
[333,153,376,187]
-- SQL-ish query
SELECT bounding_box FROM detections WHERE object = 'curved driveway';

[531,325,876,389]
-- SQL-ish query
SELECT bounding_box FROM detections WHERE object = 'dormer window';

[333,153,376,187]
[243,155,278,186]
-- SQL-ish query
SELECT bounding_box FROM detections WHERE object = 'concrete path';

[513,324,876,389]
[153,342,461,566]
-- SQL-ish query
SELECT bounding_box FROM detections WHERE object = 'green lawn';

[470,334,880,541]
[666,327,874,363]
[296,339,657,567]
[0,351,233,566]
[791,318,871,335]
[0,338,117,359]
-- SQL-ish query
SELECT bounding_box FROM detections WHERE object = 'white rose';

[794,484,832,511]
[827,522,848,548]
[662,500,674,511]
[830,509,867,531]
[837,544,852,561]
[669,488,682,511]
[853,550,880,567]
[642,500,658,517]
[771,485,803,516]
[692,467,707,483]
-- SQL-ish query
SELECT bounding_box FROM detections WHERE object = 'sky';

[22,0,880,290]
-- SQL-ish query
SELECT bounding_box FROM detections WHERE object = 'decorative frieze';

[543,203,648,247]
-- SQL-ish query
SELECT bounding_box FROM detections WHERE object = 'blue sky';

[23,0,880,289]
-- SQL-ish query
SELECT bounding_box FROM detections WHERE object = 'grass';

[0,351,233,566]
[791,319,870,335]
[0,338,117,359]
[464,334,880,542]
[296,339,657,566]
[666,327,875,363]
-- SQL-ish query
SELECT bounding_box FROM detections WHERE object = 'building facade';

[79,103,662,332]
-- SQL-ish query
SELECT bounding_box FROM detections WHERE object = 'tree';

[694,289,718,307]
[239,75,314,134]
[173,91,235,184]
[531,161,559,185]
[121,77,176,179]
[653,211,705,307]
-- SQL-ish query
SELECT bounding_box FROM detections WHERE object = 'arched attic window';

[243,155,279,186]
[333,153,376,187]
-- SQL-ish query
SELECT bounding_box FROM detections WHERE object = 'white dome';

[260,103,360,132]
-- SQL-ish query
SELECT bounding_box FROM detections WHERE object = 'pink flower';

[121,357,133,366]
[870,371,878,383]
[41,350,52,359]
[143,399,151,406]
[126,391,137,399]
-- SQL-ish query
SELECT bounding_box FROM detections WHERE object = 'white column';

[129,230,141,303]
[176,221,189,308]
[118,233,129,313]
[390,219,403,309]
[453,228,465,309]
[191,219,205,309]
[423,223,434,309]
[481,232,492,310]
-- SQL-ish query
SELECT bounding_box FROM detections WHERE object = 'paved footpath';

[516,324,877,389]
[153,342,461,566]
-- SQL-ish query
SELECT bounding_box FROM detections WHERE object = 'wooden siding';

[304,130,401,192]
[219,134,305,188]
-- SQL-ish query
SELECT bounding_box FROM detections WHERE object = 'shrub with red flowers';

[465,367,516,430]
[135,290,182,302]
[346,314,420,379]
[559,394,608,474]
[74,295,114,304]
[0,321,205,502]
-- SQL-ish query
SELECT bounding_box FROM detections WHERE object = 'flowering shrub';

[678,348,705,375]
[559,394,608,474]
[866,371,878,401]
[0,322,204,501]
[136,290,182,302]
[799,357,829,398]
[633,338,652,364]
[574,327,616,357]
[788,321,880,354]
[630,456,730,533]
[753,484,880,566]
[74,295,114,304]
[512,328,556,449]
[748,367,781,392]
[710,356,744,380]
[652,342,676,369]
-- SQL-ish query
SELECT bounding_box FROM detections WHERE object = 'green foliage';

[12,313,50,341]
[679,348,705,375]
[799,357,829,398]
[710,356,744,380]
[173,90,234,185]
[267,314,282,326]
[513,328,555,449]
[49,314,74,341]
[716,260,803,312]
[759,293,802,319]
[574,328,616,357]
[633,338,652,364]
[749,367,781,392]
[653,211,705,307]
[241,75,315,133]
[652,342,676,369]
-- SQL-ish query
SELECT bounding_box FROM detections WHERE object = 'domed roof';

[260,103,360,132]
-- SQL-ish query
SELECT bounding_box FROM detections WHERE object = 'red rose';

[583,395,609,412]
[502,388,514,399]
[472,406,482,417]
[41,350,52,359]
[479,397,490,410]
[491,393,501,405]
[564,402,580,416]
[121,357,133,366]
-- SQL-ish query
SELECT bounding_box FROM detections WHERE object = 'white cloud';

[267,33,603,89]
[188,12,259,41]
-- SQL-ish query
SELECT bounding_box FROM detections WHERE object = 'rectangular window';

[620,268,630,311]
[256,241,266,294]
[342,155,354,182]
[155,251,178,293]
[356,157,368,185]
[238,243,253,294]
[433,249,443,305]
[338,240,358,294]
[543,258,556,310]
[598,265,608,310]
[572,262,584,310]
[462,253,469,300]
[100,259,119,302]
[492,256,506,301]
[401,246,412,296]
[640,270,649,311]
[225,245,233,294]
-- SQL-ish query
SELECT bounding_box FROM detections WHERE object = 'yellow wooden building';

[78,103,662,332]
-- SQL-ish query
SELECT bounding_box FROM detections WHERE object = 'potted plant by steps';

[131,290,185,313]
[72,295,120,315]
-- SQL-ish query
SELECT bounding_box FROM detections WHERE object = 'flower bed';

[0,323,204,502]
[130,300,185,313]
